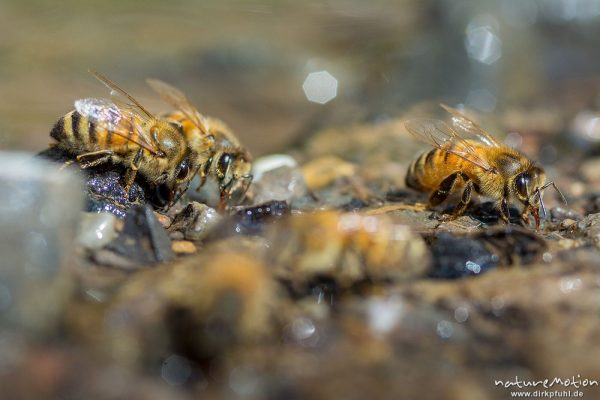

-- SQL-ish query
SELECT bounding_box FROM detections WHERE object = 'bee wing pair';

[145,78,211,136]
[405,104,500,174]
[74,70,165,156]
[75,70,207,157]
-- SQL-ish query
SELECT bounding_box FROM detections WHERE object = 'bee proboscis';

[404,104,566,228]
[50,71,198,205]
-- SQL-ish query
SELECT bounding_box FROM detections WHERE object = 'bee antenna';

[540,181,567,205]
[553,183,567,206]
[537,188,547,219]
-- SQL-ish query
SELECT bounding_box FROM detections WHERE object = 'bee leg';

[500,197,511,224]
[452,180,473,218]
[195,165,209,192]
[521,209,531,226]
[428,172,463,207]
[123,148,144,199]
[76,150,113,169]
[429,172,471,222]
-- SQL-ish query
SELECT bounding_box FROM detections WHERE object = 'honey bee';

[264,211,429,291]
[103,246,281,364]
[404,104,565,228]
[50,71,198,205]
[146,79,253,208]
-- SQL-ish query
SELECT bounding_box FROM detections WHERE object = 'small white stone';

[252,154,298,182]
[78,212,118,249]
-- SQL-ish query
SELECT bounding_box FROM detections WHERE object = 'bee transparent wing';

[405,118,495,173]
[75,98,122,131]
[89,69,155,121]
[146,78,210,135]
[440,104,501,147]
[74,97,161,155]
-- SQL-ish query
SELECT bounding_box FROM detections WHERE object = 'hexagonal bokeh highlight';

[302,70,338,104]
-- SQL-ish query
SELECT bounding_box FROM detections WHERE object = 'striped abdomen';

[50,110,138,154]
[405,148,471,192]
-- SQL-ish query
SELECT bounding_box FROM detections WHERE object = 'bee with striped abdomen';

[146,79,253,208]
[404,104,565,228]
[50,71,198,205]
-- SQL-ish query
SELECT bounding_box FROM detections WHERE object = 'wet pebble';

[104,206,173,265]
[576,213,600,245]
[154,212,172,229]
[38,147,168,219]
[549,207,581,223]
[171,241,197,254]
[251,165,308,205]
[301,156,357,191]
[210,201,290,239]
[168,202,222,241]
[428,233,498,279]
[78,212,118,250]
[251,154,298,182]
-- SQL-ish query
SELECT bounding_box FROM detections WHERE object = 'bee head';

[215,151,253,208]
[513,166,567,228]
[514,166,545,204]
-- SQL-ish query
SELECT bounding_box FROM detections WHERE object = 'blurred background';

[3,0,600,156]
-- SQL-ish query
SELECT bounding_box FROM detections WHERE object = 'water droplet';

[291,317,316,340]
[465,260,482,274]
[560,277,582,293]
[454,305,469,323]
[436,320,454,339]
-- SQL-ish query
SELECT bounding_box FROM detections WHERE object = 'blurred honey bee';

[146,79,253,208]
[103,246,281,364]
[404,104,565,228]
[264,211,429,291]
[50,71,198,204]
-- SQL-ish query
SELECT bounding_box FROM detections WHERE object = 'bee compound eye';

[515,173,530,197]
[176,160,190,181]
[218,153,232,176]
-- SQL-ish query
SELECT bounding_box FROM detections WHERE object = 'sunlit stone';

[303,70,338,104]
